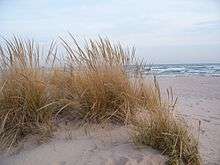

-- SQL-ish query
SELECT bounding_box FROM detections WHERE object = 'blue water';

[140,63,220,76]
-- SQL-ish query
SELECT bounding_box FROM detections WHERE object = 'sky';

[0,0,220,64]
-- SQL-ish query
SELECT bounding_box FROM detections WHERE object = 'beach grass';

[0,37,56,150]
[50,34,161,123]
[132,108,201,165]
[0,35,201,164]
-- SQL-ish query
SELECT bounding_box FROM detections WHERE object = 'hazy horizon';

[0,0,220,64]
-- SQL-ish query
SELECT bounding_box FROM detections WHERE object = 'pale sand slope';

[0,123,166,165]
[158,75,220,165]
[0,76,219,165]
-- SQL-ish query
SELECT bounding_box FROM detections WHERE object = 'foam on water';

[147,63,220,76]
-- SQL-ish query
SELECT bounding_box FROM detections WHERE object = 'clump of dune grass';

[0,35,202,165]
[50,34,162,124]
[0,37,56,150]
[51,35,142,122]
[132,100,201,164]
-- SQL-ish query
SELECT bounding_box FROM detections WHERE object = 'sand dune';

[0,75,219,165]
[0,123,166,165]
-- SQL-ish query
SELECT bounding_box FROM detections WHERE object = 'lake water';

[129,63,220,76]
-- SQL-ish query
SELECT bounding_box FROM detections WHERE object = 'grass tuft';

[51,35,159,123]
[132,107,201,165]
[0,37,56,150]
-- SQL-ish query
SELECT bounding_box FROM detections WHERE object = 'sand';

[0,75,219,165]
[0,123,166,165]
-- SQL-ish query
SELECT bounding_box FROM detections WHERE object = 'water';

[130,63,220,76]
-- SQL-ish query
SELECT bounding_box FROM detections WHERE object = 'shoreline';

[155,74,220,78]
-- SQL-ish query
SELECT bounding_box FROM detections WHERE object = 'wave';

[148,63,220,76]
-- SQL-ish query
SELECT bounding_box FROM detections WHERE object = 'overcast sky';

[0,0,220,64]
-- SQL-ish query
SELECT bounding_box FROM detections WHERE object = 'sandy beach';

[159,75,220,165]
[0,75,219,165]
[1,0,219,164]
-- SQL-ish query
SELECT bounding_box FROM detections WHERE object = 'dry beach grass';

[0,38,57,150]
[132,108,201,164]
[0,35,201,164]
